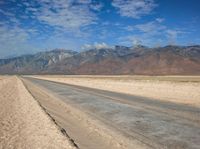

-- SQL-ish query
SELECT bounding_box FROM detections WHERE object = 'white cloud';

[132,38,142,46]
[119,19,187,47]
[166,29,184,45]
[118,19,171,46]
[123,25,135,31]
[81,42,112,50]
[0,23,37,58]
[118,34,164,47]
[9,0,103,41]
[0,0,99,57]
[0,26,28,44]
[135,20,166,34]
[156,18,165,23]
[166,30,179,39]
[112,0,157,19]
[77,0,92,4]
[94,42,111,49]
[90,2,104,11]
[32,0,97,32]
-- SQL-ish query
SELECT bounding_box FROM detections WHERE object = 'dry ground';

[1,75,199,149]
[22,78,131,149]
[0,76,77,149]
[23,76,200,149]
[31,75,200,107]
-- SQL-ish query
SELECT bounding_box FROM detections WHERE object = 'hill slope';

[0,45,199,75]
[0,49,77,74]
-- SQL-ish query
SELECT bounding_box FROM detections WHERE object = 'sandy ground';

[0,76,77,149]
[22,78,134,149]
[23,77,200,149]
[31,75,200,107]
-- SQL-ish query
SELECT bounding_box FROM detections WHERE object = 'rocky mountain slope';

[0,45,200,75]
[0,49,77,74]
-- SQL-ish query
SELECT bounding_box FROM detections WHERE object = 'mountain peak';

[0,45,199,75]
[133,44,147,49]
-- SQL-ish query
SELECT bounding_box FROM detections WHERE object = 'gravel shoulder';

[0,76,77,149]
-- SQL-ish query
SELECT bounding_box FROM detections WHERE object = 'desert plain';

[1,75,200,149]
[31,75,200,106]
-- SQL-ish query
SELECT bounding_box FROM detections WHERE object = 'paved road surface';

[22,77,200,149]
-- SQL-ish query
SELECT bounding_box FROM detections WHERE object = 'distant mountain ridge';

[0,49,77,74]
[0,45,200,75]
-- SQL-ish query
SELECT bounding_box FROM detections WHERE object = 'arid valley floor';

[0,75,200,149]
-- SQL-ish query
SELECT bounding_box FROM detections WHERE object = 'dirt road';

[31,75,200,106]
[22,77,200,149]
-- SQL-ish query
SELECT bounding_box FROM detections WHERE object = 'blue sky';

[0,0,200,58]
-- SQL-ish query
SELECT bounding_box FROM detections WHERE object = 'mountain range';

[0,45,200,75]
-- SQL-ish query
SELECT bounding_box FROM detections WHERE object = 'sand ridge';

[0,76,77,149]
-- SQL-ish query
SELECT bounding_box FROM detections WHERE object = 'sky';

[0,0,200,58]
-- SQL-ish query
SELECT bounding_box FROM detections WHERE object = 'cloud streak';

[0,0,103,57]
[22,0,99,33]
[119,19,186,46]
[81,42,112,50]
[112,0,157,19]
[0,0,198,58]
